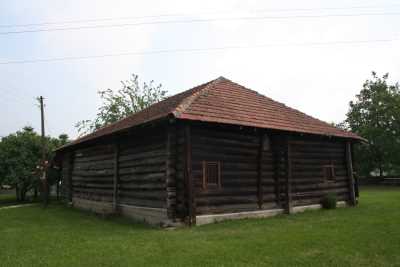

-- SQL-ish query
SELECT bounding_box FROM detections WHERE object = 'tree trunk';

[20,189,26,202]
[15,184,20,202]
[34,187,38,200]
[379,165,384,177]
[56,180,60,201]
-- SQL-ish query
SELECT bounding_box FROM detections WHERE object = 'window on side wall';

[202,161,221,189]
[323,165,336,182]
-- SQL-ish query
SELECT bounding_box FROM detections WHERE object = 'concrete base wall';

[118,204,170,226]
[196,201,347,226]
[72,197,175,226]
[72,198,114,214]
[72,197,348,227]
[292,201,347,213]
[196,208,284,225]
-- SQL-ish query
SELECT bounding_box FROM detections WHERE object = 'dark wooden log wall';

[166,125,177,219]
[117,130,167,208]
[59,126,170,213]
[271,136,287,210]
[190,125,279,215]
[59,120,355,221]
[260,135,281,209]
[71,144,116,203]
[174,124,186,219]
[60,151,73,202]
[289,139,350,206]
[188,123,352,215]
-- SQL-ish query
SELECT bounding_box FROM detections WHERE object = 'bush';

[321,193,337,209]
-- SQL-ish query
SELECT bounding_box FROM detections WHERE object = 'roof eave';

[55,114,172,152]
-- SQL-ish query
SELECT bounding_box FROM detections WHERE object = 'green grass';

[0,187,399,267]
[0,191,18,206]
[0,190,39,207]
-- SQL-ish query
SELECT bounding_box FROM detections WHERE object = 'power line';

[252,4,400,13]
[1,4,400,28]
[1,12,400,35]
[0,38,398,65]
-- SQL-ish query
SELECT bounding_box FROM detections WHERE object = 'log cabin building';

[56,77,363,226]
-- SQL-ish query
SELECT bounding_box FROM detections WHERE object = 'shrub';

[321,193,337,209]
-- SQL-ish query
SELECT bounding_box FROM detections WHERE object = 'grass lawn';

[0,190,39,207]
[0,187,399,267]
[0,191,17,206]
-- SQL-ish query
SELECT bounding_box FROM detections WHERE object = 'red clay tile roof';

[60,76,363,149]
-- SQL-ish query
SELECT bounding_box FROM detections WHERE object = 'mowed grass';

[0,191,18,206]
[0,187,399,267]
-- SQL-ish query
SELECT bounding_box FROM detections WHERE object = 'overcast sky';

[1,0,399,139]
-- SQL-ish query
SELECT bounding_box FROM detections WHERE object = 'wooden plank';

[185,124,195,225]
[68,152,74,202]
[118,165,166,175]
[256,133,264,209]
[118,197,166,208]
[119,172,165,182]
[285,139,292,213]
[192,126,258,143]
[272,141,281,207]
[74,154,114,164]
[119,142,165,157]
[346,141,356,206]
[351,143,359,199]
[166,124,176,220]
[113,141,119,212]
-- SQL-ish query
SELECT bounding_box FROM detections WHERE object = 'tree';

[0,127,69,201]
[76,74,167,135]
[345,72,400,176]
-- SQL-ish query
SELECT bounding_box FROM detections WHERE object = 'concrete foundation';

[196,209,285,225]
[72,198,114,214]
[196,201,347,226]
[118,204,170,226]
[72,197,348,227]
[72,197,174,226]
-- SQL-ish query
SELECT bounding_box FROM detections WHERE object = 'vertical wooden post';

[67,152,74,203]
[256,133,264,209]
[272,137,281,208]
[346,141,356,206]
[285,138,292,214]
[113,142,120,212]
[184,124,195,225]
[166,124,176,220]
[351,143,359,199]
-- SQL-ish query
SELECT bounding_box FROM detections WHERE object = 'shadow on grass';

[0,191,42,207]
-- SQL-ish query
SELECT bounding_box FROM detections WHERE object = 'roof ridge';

[172,76,224,118]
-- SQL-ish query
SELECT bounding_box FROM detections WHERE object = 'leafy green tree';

[0,127,69,201]
[345,72,400,176]
[0,127,42,201]
[76,74,167,135]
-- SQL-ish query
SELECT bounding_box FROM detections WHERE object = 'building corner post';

[257,132,264,209]
[166,122,177,221]
[346,141,356,206]
[113,141,120,213]
[285,137,292,214]
[184,124,195,225]
[68,151,74,204]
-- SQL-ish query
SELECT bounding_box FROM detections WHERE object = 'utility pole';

[39,96,49,207]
